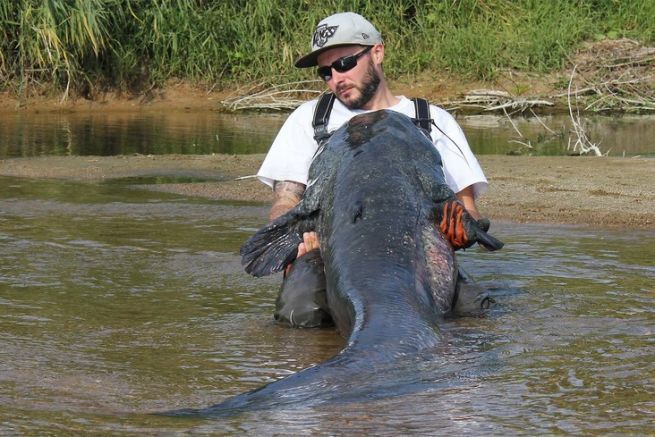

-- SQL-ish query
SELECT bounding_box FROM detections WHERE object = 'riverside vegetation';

[1,0,654,105]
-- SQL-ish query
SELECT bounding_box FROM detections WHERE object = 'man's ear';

[372,44,385,65]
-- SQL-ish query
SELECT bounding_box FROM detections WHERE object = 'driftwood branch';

[496,83,604,156]
[444,89,553,113]
[501,106,568,154]
[221,80,323,111]
[556,39,655,113]
[566,66,603,156]
[502,106,531,151]
[529,108,557,135]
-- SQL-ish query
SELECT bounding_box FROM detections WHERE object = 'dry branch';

[221,80,323,111]
[566,66,603,156]
[444,89,554,113]
[558,39,655,113]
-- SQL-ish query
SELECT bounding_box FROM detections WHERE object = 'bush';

[1,0,653,96]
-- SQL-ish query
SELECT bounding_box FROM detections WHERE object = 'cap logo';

[313,23,339,48]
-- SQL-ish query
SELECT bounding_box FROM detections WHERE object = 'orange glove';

[435,199,503,251]
[436,199,473,250]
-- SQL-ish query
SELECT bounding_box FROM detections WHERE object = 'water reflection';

[461,113,655,157]
[0,110,653,158]
[0,111,286,157]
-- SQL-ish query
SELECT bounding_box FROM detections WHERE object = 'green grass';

[1,0,654,97]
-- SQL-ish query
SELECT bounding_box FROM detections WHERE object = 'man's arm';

[269,181,306,221]
[456,185,481,220]
[270,181,319,263]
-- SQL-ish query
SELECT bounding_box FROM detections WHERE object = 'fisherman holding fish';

[255,12,495,327]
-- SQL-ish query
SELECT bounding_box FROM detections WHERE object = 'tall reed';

[1,0,653,97]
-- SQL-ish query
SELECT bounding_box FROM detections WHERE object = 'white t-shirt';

[257,95,488,198]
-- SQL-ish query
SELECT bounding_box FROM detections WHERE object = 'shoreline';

[1,154,653,231]
[0,67,617,117]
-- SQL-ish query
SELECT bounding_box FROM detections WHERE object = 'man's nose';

[331,69,348,84]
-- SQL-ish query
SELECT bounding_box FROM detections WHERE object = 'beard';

[336,61,381,110]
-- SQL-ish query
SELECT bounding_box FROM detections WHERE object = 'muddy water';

[1,111,654,158]
[1,176,653,434]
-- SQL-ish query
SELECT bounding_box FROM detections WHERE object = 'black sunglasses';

[316,46,373,81]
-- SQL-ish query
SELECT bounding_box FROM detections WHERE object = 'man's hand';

[435,199,500,251]
[297,232,320,258]
[285,232,321,275]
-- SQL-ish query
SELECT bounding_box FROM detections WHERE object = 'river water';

[1,111,654,157]
[1,173,653,434]
[0,112,654,433]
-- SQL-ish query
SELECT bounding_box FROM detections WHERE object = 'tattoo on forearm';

[274,181,305,200]
[270,181,305,221]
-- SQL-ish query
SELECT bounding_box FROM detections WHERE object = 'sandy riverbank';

[1,153,653,230]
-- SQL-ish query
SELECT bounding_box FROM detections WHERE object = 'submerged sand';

[1,153,653,230]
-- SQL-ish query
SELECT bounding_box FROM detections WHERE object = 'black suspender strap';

[415,98,470,166]
[411,97,432,134]
[313,94,433,143]
[312,92,336,143]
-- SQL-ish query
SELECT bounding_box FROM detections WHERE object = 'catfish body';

[167,110,501,416]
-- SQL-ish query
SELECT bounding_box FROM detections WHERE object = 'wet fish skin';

[165,110,503,416]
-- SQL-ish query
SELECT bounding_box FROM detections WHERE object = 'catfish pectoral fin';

[240,221,302,277]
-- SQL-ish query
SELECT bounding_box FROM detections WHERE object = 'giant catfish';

[168,109,503,416]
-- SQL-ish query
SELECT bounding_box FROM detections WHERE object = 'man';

[256,12,492,326]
